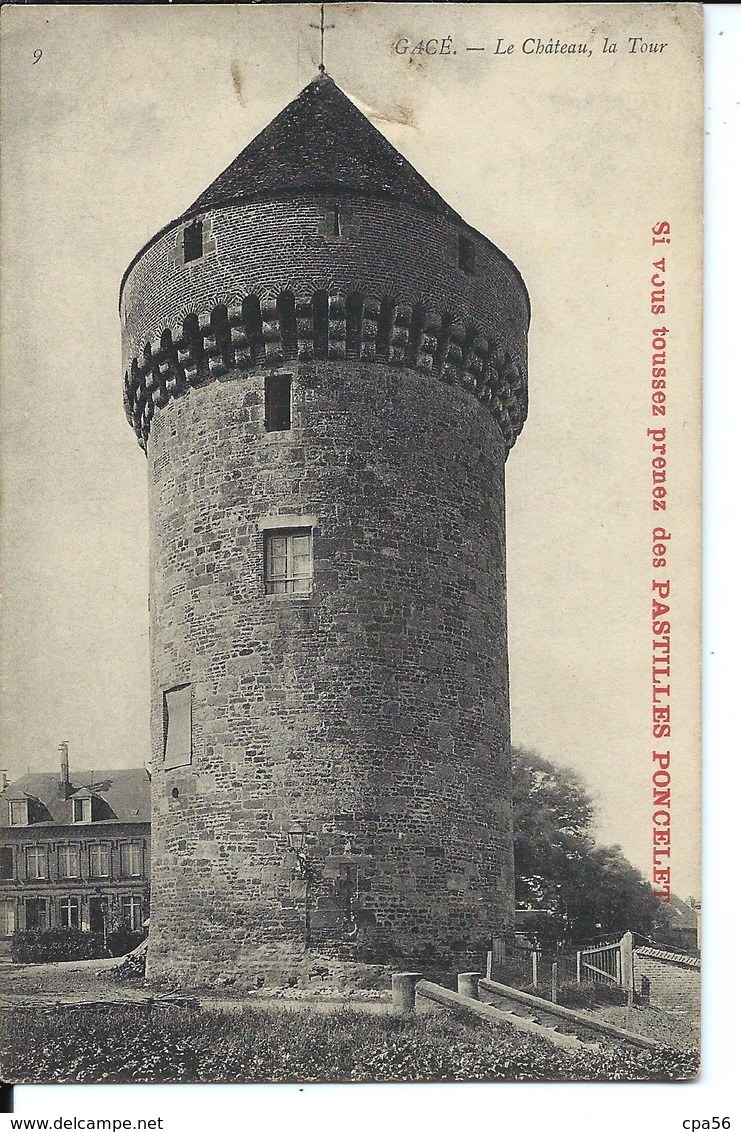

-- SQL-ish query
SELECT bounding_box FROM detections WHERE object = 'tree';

[512,746,669,948]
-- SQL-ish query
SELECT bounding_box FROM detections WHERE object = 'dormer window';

[9,800,28,827]
[71,796,92,824]
[183,220,204,263]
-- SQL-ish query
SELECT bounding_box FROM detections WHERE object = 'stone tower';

[120,74,529,985]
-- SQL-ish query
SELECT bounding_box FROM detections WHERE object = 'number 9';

[33,49,42,64]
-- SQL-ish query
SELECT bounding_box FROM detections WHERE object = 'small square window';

[264,529,312,595]
[458,234,476,275]
[183,220,204,263]
[265,374,292,432]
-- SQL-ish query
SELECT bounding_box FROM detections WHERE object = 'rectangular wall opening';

[163,683,193,769]
[265,373,292,432]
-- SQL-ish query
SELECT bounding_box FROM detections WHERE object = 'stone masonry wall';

[121,196,529,365]
[146,359,514,985]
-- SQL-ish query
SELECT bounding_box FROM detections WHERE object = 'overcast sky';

[0,4,702,897]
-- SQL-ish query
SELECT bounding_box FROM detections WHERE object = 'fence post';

[620,931,634,1005]
[391,972,423,1014]
[576,949,581,984]
[532,950,538,987]
[490,935,506,966]
[551,961,558,1004]
[457,972,481,1000]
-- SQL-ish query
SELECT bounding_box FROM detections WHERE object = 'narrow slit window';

[163,683,192,770]
[333,204,342,238]
[458,234,476,275]
[265,374,292,432]
[346,293,364,358]
[312,291,329,358]
[183,220,204,263]
[264,529,312,595]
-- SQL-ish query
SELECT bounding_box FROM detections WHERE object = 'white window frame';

[59,896,80,930]
[71,796,92,824]
[89,843,110,879]
[58,844,80,878]
[264,528,313,596]
[9,800,28,827]
[120,842,142,878]
[121,894,143,932]
[25,845,47,880]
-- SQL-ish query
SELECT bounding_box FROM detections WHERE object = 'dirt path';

[0,959,393,1013]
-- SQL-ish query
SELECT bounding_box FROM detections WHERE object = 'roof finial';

[310,2,335,75]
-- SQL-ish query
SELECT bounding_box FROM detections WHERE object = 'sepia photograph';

[0,1,703,1094]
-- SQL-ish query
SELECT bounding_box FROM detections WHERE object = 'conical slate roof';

[187,73,458,219]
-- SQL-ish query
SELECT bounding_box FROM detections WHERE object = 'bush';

[516,980,627,1009]
[11,929,145,964]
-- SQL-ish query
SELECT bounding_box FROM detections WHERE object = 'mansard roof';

[0,769,151,827]
[186,73,458,220]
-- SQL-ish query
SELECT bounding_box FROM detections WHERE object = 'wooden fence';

[487,931,635,1003]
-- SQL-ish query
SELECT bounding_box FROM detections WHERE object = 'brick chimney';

[0,770,9,793]
[58,741,70,798]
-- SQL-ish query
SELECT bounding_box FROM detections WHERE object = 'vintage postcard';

[0,1,702,1089]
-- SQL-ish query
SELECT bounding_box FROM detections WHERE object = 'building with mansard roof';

[0,745,150,940]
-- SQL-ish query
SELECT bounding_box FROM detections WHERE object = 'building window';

[25,897,47,931]
[163,683,192,770]
[25,845,47,880]
[9,800,28,827]
[58,844,80,878]
[264,529,312,595]
[265,373,292,432]
[121,894,143,932]
[0,898,16,936]
[458,234,476,275]
[59,896,80,930]
[0,848,13,881]
[71,796,92,824]
[183,220,204,263]
[89,844,110,879]
[120,843,142,878]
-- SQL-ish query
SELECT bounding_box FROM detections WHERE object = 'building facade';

[0,746,150,940]
[120,74,530,984]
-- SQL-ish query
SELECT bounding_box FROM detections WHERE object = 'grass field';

[0,1001,699,1085]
